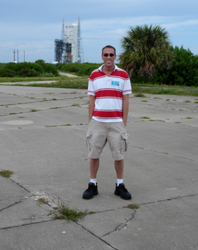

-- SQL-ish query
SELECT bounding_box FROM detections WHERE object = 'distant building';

[54,18,83,63]
[63,23,78,63]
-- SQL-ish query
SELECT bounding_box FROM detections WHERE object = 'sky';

[0,0,198,64]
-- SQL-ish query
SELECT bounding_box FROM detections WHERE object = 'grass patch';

[9,113,17,115]
[0,76,63,83]
[37,198,49,205]
[30,109,38,112]
[45,125,58,127]
[133,85,198,96]
[124,204,139,209]
[72,104,80,107]
[54,204,87,222]
[140,116,150,119]
[0,170,13,178]
[186,117,193,119]
[134,93,146,97]
[153,97,163,99]
[62,124,72,126]
[25,78,88,89]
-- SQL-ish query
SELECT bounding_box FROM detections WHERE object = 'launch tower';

[54,18,83,63]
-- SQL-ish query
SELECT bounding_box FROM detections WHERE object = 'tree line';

[0,60,59,77]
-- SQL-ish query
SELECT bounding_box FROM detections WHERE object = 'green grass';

[72,104,80,107]
[0,76,63,83]
[133,85,198,96]
[1,76,198,96]
[22,78,89,89]
[37,197,49,205]
[54,204,87,222]
[0,170,13,178]
[124,204,139,209]
[134,93,146,97]
[62,124,72,126]
[140,116,150,119]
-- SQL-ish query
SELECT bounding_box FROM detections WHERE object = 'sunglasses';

[103,53,115,57]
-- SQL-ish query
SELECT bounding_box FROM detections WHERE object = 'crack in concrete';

[0,101,89,118]
[130,145,198,163]
[78,223,119,250]
[0,94,88,116]
[139,192,198,207]
[0,219,54,231]
[101,210,137,237]
[0,197,29,212]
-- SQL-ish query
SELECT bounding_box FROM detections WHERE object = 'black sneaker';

[82,182,98,199]
[114,183,132,200]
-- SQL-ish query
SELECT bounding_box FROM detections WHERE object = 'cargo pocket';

[120,133,128,153]
[86,131,92,152]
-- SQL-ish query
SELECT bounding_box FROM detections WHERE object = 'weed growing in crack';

[62,124,72,126]
[124,204,139,210]
[54,204,87,222]
[72,104,80,107]
[37,197,49,205]
[140,116,150,119]
[0,170,13,178]
[153,97,162,99]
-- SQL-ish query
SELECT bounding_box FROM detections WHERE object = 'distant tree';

[35,59,45,65]
[119,25,174,81]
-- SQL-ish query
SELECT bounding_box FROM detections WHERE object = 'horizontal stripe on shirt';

[93,110,123,119]
[95,89,122,99]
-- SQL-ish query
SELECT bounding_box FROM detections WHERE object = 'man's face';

[102,48,116,68]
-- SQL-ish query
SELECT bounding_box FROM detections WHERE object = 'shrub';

[56,63,102,76]
[0,68,14,77]
[42,63,59,76]
[151,46,198,87]
[0,61,59,77]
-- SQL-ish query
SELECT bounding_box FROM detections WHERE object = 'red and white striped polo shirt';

[88,64,132,122]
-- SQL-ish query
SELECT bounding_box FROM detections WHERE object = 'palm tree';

[119,25,174,81]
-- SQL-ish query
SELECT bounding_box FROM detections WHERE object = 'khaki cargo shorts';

[86,119,128,161]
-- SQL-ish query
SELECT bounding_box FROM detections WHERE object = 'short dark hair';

[102,45,116,55]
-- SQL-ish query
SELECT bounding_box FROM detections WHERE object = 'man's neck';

[102,65,115,76]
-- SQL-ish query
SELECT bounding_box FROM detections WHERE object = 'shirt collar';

[98,64,119,72]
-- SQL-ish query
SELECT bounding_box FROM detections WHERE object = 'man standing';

[83,45,132,200]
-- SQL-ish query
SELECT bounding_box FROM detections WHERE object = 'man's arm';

[122,94,129,126]
[89,95,95,122]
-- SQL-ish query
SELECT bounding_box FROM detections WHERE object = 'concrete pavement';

[0,84,198,250]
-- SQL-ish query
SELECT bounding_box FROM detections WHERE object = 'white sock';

[90,178,97,185]
[117,179,123,186]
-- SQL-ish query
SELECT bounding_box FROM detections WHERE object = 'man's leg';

[114,159,131,200]
[82,158,99,199]
[90,158,99,178]
[114,159,124,179]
